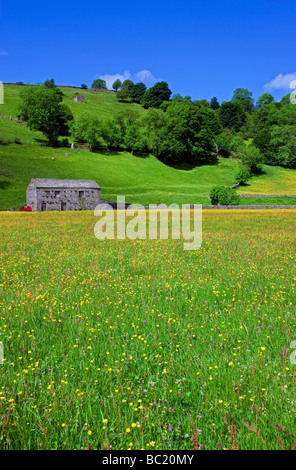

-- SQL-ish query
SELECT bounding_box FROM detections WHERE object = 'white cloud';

[134,69,160,86]
[96,69,161,89]
[0,50,8,56]
[98,70,132,90]
[264,72,296,91]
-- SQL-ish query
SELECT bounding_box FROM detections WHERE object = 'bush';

[229,136,245,155]
[238,144,264,174]
[209,186,240,206]
[209,186,224,205]
[215,133,231,157]
[70,114,106,151]
[235,166,250,185]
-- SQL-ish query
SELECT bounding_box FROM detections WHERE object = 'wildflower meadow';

[0,209,296,450]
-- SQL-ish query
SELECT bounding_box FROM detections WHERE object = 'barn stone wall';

[29,188,100,211]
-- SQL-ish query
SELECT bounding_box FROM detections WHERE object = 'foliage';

[253,128,274,161]
[156,101,217,164]
[122,80,134,93]
[237,143,264,174]
[44,78,56,88]
[209,96,220,110]
[219,101,246,131]
[129,82,147,103]
[18,85,73,147]
[256,93,275,108]
[70,113,105,151]
[91,79,107,90]
[232,88,254,113]
[229,135,245,155]
[141,81,172,109]
[172,93,192,102]
[209,185,240,205]
[112,79,122,91]
[214,133,231,157]
[269,125,296,168]
[235,165,250,184]
[117,86,129,102]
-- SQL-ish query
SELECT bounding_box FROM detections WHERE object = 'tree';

[253,128,274,160]
[195,99,209,108]
[122,80,134,93]
[91,79,107,90]
[214,133,231,157]
[81,84,88,89]
[129,83,147,103]
[270,125,296,168]
[101,120,124,150]
[209,97,220,110]
[18,85,73,147]
[112,79,122,91]
[141,81,172,109]
[44,78,56,88]
[172,94,192,102]
[156,101,216,165]
[256,93,274,108]
[117,86,129,102]
[124,124,147,154]
[237,144,264,174]
[280,94,291,106]
[70,114,105,151]
[253,103,279,132]
[140,108,167,156]
[232,88,254,113]
[219,101,246,131]
[229,136,245,155]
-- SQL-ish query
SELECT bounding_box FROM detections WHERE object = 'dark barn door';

[61,202,67,211]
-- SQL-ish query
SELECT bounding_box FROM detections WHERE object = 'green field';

[1,84,296,210]
[0,210,296,450]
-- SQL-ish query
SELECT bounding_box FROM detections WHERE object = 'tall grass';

[0,210,295,449]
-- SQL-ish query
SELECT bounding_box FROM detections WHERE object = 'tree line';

[16,79,296,177]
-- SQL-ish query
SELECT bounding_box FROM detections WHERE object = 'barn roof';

[27,178,100,189]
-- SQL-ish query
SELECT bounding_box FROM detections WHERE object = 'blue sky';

[0,0,295,103]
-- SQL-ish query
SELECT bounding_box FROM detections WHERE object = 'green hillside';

[0,84,296,210]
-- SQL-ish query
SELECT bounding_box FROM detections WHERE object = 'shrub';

[209,186,224,205]
[215,133,231,157]
[229,136,245,155]
[235,166,250,185]
[209,186,240,206]
[238,144,264,174]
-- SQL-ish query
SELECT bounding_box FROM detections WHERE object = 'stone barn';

[73,94,86,103]
[26,178,101,211]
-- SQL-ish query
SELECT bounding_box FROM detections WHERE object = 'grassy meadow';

[1,83,296,210]
[0,209,296,450]
[1,142,296,210]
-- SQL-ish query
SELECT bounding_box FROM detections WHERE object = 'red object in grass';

[19,206,32,212]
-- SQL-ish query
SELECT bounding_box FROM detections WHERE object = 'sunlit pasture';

[0,209,296,450]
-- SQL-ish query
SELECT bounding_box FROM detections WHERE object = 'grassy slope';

[0,84,296,209]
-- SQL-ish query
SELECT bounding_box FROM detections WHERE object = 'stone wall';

[34,188,101,211]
